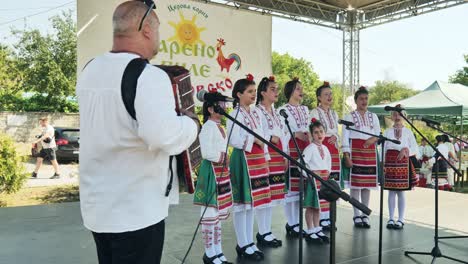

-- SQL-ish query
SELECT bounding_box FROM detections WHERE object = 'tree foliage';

[449,54,468,86]
[0,11,77,112]
[368,80,419,106]
[0,133,27,195]
[272,52,321,108]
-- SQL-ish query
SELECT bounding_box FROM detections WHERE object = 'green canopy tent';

[368,81,468,137]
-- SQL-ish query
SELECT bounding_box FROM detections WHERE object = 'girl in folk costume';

[194,98,234,264]
[228,74,271,261]
[278,78,311,237]
[430,135,451,190]
[310,81,341,230]
[442,135,458,190]
[302,119,331,244]
[342,86,381,228]
[382,105,419,230]
[255,76,289,248]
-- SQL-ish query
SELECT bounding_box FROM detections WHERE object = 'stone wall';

[0,112,79,155]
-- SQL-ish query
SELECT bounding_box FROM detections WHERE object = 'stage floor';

[1,188,468,264]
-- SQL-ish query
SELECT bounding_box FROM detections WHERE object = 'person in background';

[31,117,60,179]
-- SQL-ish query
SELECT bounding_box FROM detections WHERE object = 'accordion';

[156,65,202,194]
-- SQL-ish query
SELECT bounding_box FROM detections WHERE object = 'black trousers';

[92,220,165,264]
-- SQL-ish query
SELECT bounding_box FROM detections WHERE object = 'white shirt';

[419,145,434,158]
[256,104,290,154]
[199,120,226,163]
[41,124,56,149]
[278,104,310,134]
[383,127,419,158]
[76,52,198,233]
[302,142,332,172]
[227,106,268,155]
[342,110,381,153]
[430,143,449,164]
[310,107,339,139]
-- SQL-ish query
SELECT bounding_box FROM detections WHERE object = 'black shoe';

[31,172,37,178]
[247,243,264,258]
[50,173,60,179]
[216,253,233,264]
[203,253,220,264]
[285,223,304,238]
[256,232,282,248]
[386,220,396,230]
[305,233,323,244]
[361,216,371,229]
[316,232,330,244]
[235,244,263,261]
[394,220,404,230]
[353,216,365,228]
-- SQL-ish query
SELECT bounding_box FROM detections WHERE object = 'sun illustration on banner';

[168,12,206,45]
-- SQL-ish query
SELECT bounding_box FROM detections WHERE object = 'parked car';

[55,127,79,162]
[32,127,80,162]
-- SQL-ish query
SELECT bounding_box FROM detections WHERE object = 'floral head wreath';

[246,74,254,81]
[268,75,275,82]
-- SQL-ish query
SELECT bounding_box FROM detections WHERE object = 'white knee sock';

[246,209,260,252]
[350,189,361,217]
[292,201,300,232]
[360,189,371,223]
[233,211,248,247]
[255,207,267,235]
[255,207,274,241]
[284,202,295,226]
[388,191,397,221]
[245,209,254,244]
[266,207,276,239]
[397,191,406,222]
[202,224,217,258]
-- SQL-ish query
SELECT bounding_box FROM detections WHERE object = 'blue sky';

[1,1,467,90]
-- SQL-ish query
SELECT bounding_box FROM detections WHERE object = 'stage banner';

[78,0,272,101]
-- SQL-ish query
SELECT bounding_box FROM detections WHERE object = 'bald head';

[113,1,158,37]
[111,1,161,60]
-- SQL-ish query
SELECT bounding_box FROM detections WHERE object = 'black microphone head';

[279,109,288,118]
[196,89,207,102]
[384,106,392,111]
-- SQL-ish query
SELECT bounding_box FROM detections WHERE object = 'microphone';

[338,119,354,127]
[384,105,405,112]
[196,90,235,103]
[421,117,441,127]
[279,109,288,119]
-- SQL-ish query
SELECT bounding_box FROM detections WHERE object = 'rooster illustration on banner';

[216,38,242,73]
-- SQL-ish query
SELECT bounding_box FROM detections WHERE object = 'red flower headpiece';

[311,117,317,123]
[268,75,275,82]
[246,74,254,81]
[323,81,330,87]
[359,86,367,91]
[292,77,300,81]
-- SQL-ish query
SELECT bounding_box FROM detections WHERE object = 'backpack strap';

[121,58,175,197]
[121,58,148,120]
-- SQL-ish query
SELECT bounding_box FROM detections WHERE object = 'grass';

[0,185,79,207]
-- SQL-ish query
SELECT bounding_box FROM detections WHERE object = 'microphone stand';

[214,104,372,264]
[400,113,467,263]
[282,113,306,264]
[342,124,400,264]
